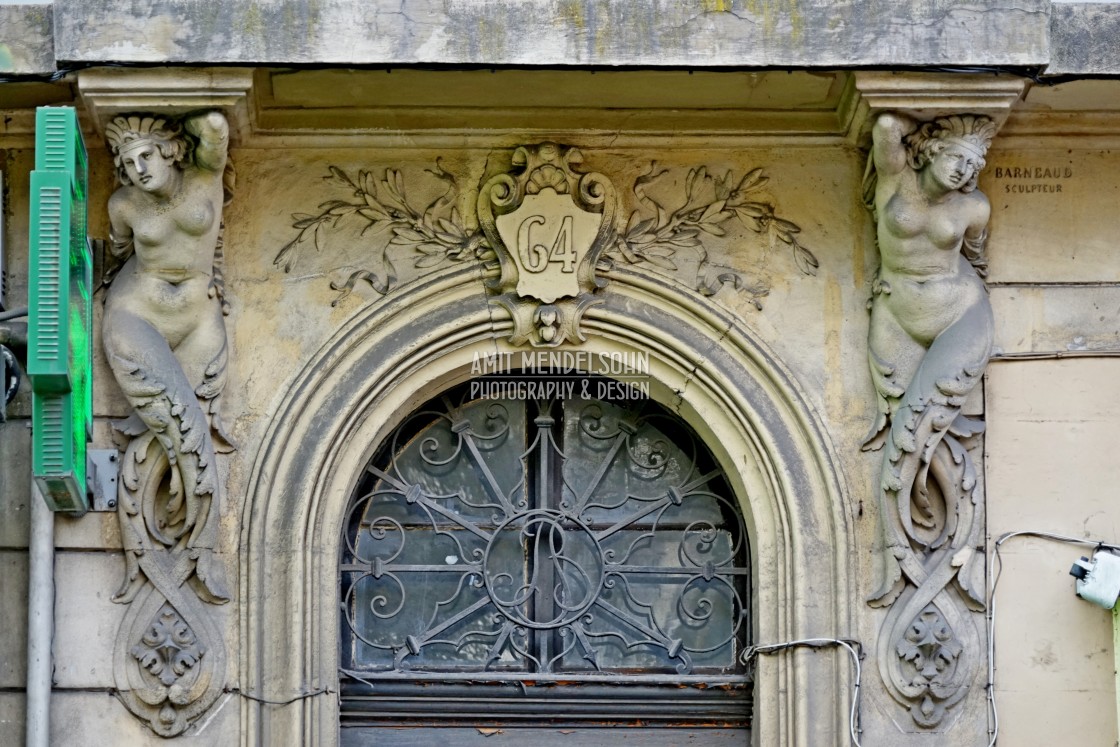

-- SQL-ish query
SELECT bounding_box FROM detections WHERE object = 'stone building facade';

[2,2,1120,745]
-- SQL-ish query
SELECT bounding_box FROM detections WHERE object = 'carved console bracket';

[845,72,1028,146]
[77,67,254,143]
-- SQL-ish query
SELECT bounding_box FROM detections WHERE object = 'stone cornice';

[3,2,1117,78]
[76,67,254,143]
[844,72,1030,146]
[2,1,1068,75]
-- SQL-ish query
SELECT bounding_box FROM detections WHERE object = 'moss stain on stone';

[476,16,507,62]
[786,0,804,43]
[239,2,266,48]
[282,0,321,48]
[701,0,733,12]
[28,6,50,28]
[193,2,222,45]
[553,0,589,58]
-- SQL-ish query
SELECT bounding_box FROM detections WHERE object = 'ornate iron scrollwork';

[340,383,750,700]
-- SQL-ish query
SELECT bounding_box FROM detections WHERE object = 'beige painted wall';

[988,359,1120,747]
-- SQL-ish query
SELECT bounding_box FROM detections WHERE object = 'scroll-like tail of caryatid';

[108,345,231,606]
[867,302,992,608]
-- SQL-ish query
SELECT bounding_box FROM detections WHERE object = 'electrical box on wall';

[27,107,92,512]
[1070,550,1120,610]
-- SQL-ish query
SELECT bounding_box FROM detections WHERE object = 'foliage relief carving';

[274,161,485,305]
[274,145,818,333]
[612,162,818,307]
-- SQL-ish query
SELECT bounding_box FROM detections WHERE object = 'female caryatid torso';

[101,111,234,605]
[104,115,229,384]
[873,151,990,351]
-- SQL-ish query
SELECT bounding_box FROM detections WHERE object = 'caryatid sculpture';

[863,112,996,728]
[102,111,235,736]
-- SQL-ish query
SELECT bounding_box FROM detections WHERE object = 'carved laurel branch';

[275,157,817,307]
[273,161,488,305]
[610,163,819,308]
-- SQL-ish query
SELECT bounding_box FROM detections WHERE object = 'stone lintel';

[0,5,54,76]
[52,0,1050,69]
[1049,2,1120,76]
[77,67,254,144]
[845,72,1030,146]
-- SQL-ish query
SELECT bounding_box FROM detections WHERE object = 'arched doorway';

[241,263,854,746]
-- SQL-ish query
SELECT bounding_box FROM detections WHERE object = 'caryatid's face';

[928,139,983,192]
[118,139,177,194]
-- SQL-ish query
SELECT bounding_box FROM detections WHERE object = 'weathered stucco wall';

[0,6,52,76]
[987,358,1120,747]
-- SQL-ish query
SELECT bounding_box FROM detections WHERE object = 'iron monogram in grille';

[340,387,750,682]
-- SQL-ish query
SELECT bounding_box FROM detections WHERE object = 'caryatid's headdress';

[904,114,998,193]
[105,115,189,186]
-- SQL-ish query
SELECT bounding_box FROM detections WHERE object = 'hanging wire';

[226,686,334,706]
[986,530,1120,746]
[742,636,864,746]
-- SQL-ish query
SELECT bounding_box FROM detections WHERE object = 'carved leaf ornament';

[615,162,818,305]
[275,144,818,343]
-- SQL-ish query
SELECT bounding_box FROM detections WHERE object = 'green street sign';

[28,107,91,512]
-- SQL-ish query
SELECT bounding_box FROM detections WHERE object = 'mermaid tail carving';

[866,299,991,607]
[864,289,992,728]
[109,338,231,606]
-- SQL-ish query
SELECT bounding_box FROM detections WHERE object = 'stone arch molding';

[240,262,855,746]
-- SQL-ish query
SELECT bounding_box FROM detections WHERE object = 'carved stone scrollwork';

[102,111,234,737]
[862,111,996,730]
[132,604,205,689]
[478,143,617,347]
[112,432,229,737]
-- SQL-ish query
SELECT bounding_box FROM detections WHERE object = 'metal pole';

[25,480,54,747]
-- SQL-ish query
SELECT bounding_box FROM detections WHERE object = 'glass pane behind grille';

[340,377,751,725]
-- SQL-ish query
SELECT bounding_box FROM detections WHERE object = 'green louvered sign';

[28,107,91,512]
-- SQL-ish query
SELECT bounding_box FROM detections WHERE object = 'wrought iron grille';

[339,377,751,725]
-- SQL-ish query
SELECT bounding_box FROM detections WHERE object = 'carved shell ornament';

[275,143,818,345]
